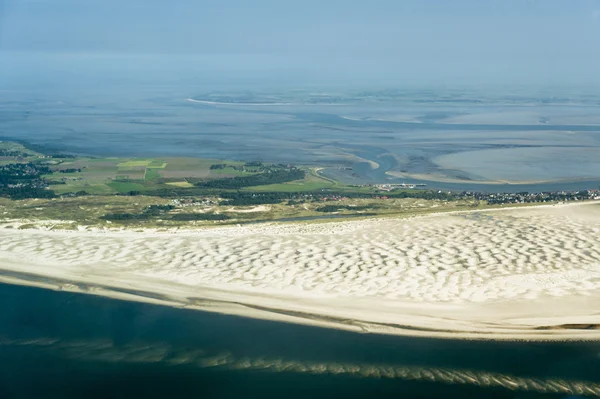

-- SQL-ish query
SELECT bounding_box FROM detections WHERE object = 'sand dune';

[1,202,600,340]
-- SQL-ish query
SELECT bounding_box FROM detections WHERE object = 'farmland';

[42,156,276,195]
[1,140,593,230]
[0,141,355,200]
[0,141,477,228]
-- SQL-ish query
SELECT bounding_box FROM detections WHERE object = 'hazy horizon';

[2,0,600,87]
[2,1,600,192]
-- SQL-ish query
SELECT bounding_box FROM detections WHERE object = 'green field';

[107,181,149,193]
[37,154,334,196]
[242,168,336,192]
[166,181,194,188]
[37,154,382,197]
[0,141,44,165]
[147,160,167,168]
[117,159,154,168]
[245,176,334,192]
[42,156,235,194]
[2,140,454,205]
[144,168,162,181]
[2,140,584,232]
[209,166,256,177]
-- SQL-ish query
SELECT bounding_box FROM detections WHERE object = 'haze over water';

[3,1,600,191]
[2,51,600,192]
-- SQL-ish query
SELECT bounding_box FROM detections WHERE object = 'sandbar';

[1,201,600,341]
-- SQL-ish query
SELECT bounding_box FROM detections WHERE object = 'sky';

[1,0,600,86]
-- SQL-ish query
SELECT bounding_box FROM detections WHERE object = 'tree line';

[196,168,305,189]
[101,204,229,222]
[0,149,31,158]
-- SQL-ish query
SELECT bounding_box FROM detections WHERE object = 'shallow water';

[2,53,600,193]
[1,282,599,398]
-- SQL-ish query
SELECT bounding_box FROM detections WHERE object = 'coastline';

[2,201,600,341]
[386,170,600,186]
[186,98,347,107]
[186,98,294,106]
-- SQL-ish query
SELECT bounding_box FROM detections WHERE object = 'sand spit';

[1,202,600,340]
[186,98,294,106]
[186,98,345,107]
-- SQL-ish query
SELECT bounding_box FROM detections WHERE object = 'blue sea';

[1,282,599,398]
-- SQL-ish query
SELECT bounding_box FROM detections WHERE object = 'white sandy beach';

[1,202,600,340]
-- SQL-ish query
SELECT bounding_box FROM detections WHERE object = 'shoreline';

[1,201,600,341]
[1,266,599,342]
[186,98,347,107]
[186,98,294,106]
[385,170,600,186]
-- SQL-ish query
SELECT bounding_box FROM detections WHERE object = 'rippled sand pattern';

[2,204,600,305]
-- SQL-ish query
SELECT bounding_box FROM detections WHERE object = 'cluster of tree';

[60,191,90,197]
[100,212,147,221]
[170,213,230,221]
[49,154,76,159]
[315,204,380,213]
[102,207,229,222]
[0,162,56,199]
[477,190,597,205]
[218,189,460,206]
[196,168,305,189]
[219,191,300,206]
[0,139,66,157]
[134,186,221,198]
[144,204,175,216]
[0,149,30,157]
[210,162,268,172]
[101,204,175,221]
[0,162,52,184]
[0,186,56,200]
[122,185,461,203]
[387,190,457,200]
[58,168,82,173]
